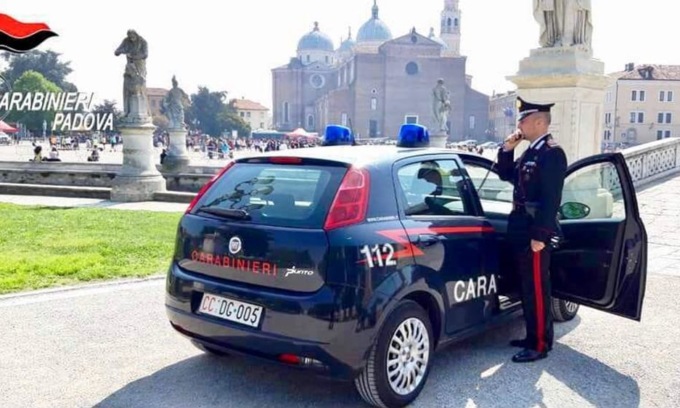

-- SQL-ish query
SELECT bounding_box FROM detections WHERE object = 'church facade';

[271,0,489,141]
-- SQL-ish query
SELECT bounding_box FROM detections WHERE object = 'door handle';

[417,234,441,246]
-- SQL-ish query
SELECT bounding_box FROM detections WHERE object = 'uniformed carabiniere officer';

[497,97,568,363]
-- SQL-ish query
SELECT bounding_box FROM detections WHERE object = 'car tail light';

[324,167,370,230]
[185,161,236,214]
[269,157,302,164]
[278,354,301,365]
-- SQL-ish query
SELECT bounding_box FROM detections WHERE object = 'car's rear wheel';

[551,298,580,322]
[191,340,229,356]
[354,300,433,408]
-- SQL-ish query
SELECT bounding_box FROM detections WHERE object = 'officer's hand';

[502,130,524,151]
[531,240,545,252]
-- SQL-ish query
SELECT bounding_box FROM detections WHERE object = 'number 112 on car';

[359,244,397,268]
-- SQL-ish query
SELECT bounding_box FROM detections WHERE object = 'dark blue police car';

[165,125,647,407]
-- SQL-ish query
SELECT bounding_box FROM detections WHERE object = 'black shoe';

[512,348,548,363]
[509,338,529,348]
[509,339,553,351]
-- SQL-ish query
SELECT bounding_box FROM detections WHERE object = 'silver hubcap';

[565,301,579,314]
[386,317,430,396]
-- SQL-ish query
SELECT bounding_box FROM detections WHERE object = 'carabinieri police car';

[165,124,647,408]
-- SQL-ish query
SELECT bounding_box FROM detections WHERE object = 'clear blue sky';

[2,0,674,110]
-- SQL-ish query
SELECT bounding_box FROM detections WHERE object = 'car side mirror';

[559,202,591,220]
[449,168,463,177]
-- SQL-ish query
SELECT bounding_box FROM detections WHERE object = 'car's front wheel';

[354,300,433,408]
[551,298,580,322]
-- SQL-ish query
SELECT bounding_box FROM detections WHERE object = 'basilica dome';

[357,1,392,43]
[297,22,334,52]
[338,28,356,52]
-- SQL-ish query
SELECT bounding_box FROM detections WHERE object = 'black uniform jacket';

[497,134,568,243]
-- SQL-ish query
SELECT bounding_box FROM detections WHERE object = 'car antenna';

[348,118,357,145]
[476,148,499,192]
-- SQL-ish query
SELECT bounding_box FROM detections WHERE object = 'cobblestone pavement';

[636,174,680,277]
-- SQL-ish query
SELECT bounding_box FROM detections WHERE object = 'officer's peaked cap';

[517,97,554,121]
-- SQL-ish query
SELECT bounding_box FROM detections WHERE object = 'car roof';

[237,145,479,167]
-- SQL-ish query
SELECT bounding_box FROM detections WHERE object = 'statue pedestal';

[163,128,190,173]
[507,46,612,162]
[111,121,166,202]
[508,46,614,217]
[430,132,448,149]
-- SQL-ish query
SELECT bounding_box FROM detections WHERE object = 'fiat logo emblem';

[228,236,242,254]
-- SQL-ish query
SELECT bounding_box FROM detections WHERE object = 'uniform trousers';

[508,211,554,353]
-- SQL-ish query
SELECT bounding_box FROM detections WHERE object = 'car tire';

[551,298,579,322]
[191,340,229,357]
[354,300,434,408]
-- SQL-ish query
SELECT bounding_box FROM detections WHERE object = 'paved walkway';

[1,142,246,167]
[0,172,677,276]
[636,174,680,276]
[0,194,188,212]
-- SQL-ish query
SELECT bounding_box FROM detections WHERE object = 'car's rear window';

[196,163,347,228]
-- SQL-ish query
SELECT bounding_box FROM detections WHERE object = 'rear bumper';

[165,262,374,380]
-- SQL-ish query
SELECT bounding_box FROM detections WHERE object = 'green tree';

[186,87,227,136]
[2,50,77,92]
[5,71,61,134]
[222,102,251,137]
[91,100,123,135]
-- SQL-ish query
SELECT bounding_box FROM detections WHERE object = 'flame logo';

[0,13,57,53]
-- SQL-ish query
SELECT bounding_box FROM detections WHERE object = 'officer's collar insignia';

[547,138,559,147]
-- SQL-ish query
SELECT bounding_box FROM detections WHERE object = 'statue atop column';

[533,0,592,48]
[115,29,151,123]
[564,0,593,47]
[432,79,451,133]
[163,75,188,130]
[533,0,563,47]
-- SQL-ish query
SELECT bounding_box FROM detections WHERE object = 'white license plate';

[198,293,263,328]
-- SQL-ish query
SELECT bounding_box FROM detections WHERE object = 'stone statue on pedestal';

[432,79,451,133]
[533,0,592,48]
[115,29,151,123]
[111,29,166,202]
[163,75,188,130]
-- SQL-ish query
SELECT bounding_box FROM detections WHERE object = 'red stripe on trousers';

[533,251,546,353]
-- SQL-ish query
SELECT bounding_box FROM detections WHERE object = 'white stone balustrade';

[620,138,680,189]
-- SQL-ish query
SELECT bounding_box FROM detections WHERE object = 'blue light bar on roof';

[397,124,429,148]
[322,125,354,146]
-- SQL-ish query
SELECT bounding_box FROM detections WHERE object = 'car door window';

[397,160,472,216]
[560,161,625,220]
[464,163,514,215]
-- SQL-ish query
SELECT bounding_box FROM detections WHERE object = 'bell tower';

[440,0,461,57]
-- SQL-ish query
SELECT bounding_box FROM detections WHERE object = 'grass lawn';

[0,203,182,294]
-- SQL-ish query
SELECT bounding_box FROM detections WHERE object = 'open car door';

[551,153,648,321]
